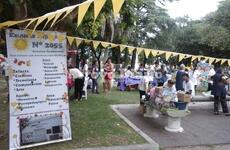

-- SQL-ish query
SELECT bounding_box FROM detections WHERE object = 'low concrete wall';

[192,95,230,102]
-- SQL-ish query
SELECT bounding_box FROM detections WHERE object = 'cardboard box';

[183,94,191,103]
[177,91,191,103]
[177,91,185,100]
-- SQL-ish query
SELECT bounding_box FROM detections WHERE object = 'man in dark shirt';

[211,68,230,116]
[176,64,186,91]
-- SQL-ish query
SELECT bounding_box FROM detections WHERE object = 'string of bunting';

[66,36,230,66]
[0,0,228,66]
[0,0,125,30]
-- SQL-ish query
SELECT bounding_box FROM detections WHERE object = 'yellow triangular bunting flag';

[202,57,209,62]
[151,50,158,57]
[191,55,197,62]
[59,7,76,22]
[172,53,179,57]
[25,18,37,29]
[0,20,28,28]
[0,0,109,29]
[84,39,91,44]
[165,52,172,61]
[67,37,75,45]
[75,38,83,47]
[42,14,56,30]
[215,59,221,63]
[157,51,165,56]
[36,31,45,39]
[120,45,127,52]
[208,57,215,64]
[78,1,92,26]
[179,54,186,62]
[94,0,106,21]
[112,0,125,18]
[136,48,143,55]
[34,16,47,30]
[127,46,135,54]
[101,42,110,48]
[47,33,55,42]
[197,56,202,61]
[186,55,192,59]
[25,30,33,38]
[50,12,63,28]
[92,41,100,49]
[58,34,65,42]
[144,49,151,58]
[111,43,117,48]
[221,59,227,65]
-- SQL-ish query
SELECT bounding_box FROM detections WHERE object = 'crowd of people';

[67,58,114,101]
[129,61,230,116]
[1,55,230,115]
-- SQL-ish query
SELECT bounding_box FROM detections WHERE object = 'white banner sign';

[6,29,71,150]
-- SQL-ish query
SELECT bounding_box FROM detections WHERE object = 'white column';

[164,117,184,133]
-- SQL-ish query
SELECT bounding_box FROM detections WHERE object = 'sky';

[163,0,222,20]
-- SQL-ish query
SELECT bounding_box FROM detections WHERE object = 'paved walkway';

[118,102,230,149]
[74,144,156,150]
[165,144,230,150]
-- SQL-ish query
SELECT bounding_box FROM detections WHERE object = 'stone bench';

[143,102,190,133]
[191,95,230,102]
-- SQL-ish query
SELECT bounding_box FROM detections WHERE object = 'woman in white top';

[139,76,149,104]
[189,66,201,94]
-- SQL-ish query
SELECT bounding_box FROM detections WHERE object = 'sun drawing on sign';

[14,39,28,52]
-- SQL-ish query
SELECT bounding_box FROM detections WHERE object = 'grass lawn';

[0,77,146,150]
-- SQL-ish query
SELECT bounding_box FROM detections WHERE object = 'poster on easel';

[6,29,71,150]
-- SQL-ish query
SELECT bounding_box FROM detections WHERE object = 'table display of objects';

[118,76,154,91]
[141,87,191,133]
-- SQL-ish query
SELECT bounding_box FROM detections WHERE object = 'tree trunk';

[14,0,27,20]
[104,15,114,42]
[100,14,115,64]
[131,50,137,69]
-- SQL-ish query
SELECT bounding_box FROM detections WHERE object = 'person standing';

[157,64,167,86]
[91,61,100,94]
[83,59,89,77]
[103,58,114,94]
[176,64,186,91]
[208,65,216,91]
[138,63,145,76]
[211,69,230,116]
[139,76,149,103]
[0,58,9,102]
[189,65,201,95]
[1,58,9,89]
[69,67,84,101]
